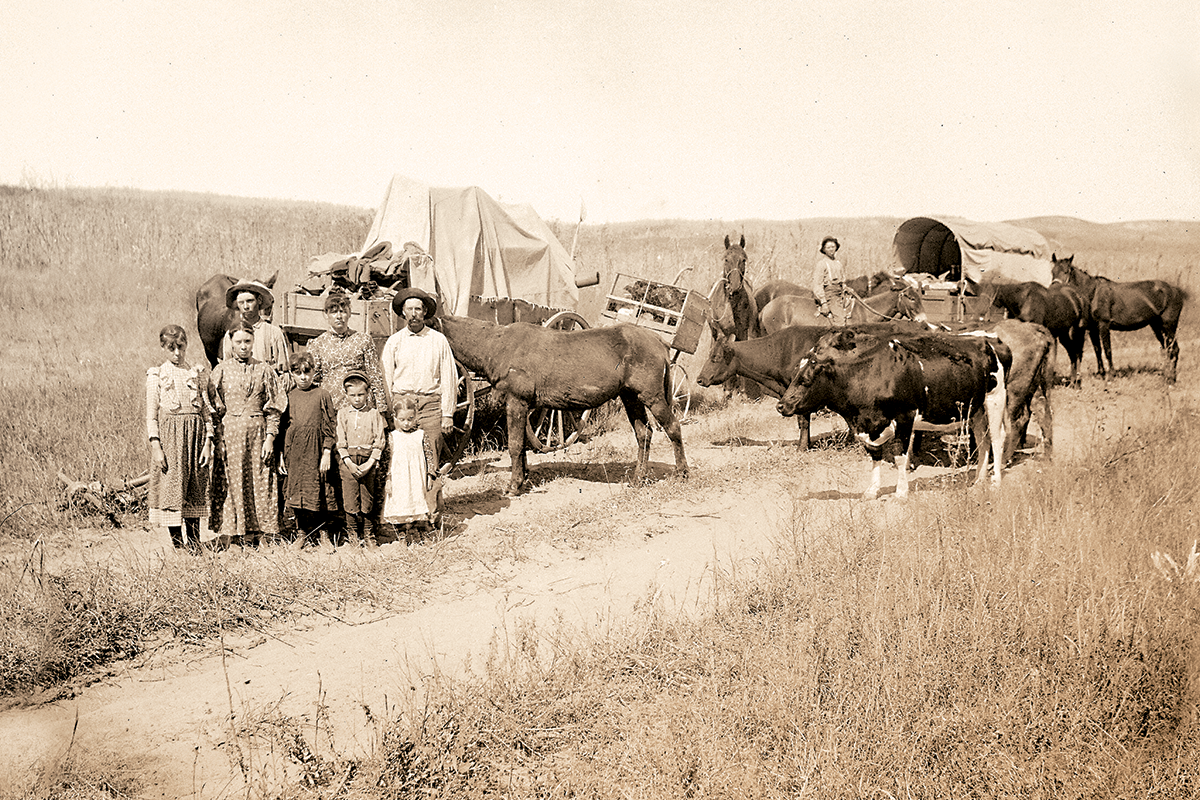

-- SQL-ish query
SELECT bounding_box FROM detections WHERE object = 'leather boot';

[363,517,377,549]
[168,526,186,549]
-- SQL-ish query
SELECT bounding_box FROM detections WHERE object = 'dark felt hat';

[392,287,437,318]
[342,369,370,388]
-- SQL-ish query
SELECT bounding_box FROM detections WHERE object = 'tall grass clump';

[0,542,444,697]
[357,402,1200,798]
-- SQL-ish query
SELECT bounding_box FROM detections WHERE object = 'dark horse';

[757,279,927,335]
[1052,255,1187,383]
[708,235,759,341]
[988,278,1088,387]
[195,272,277,366]
[435,315,688,496]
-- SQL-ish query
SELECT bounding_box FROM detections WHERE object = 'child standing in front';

[146,325,212,553]
[336,371,386,548]
[282,352,338,549]
[209,320,287,548]
[382,394,437,539]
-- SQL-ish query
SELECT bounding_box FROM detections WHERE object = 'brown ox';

[435,315,687,496]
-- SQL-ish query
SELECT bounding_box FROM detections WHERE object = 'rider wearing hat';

[812,236,851,326]
[219,279,292,379]
[379,287,458,492]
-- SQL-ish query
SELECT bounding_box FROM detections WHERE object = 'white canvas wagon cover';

[361,174,580,316]
[893,216,1053,287]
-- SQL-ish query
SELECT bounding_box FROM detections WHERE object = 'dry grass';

[351,395,1200,799]
[0,540,463,698]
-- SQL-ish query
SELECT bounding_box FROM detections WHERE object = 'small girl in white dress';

[382,394,437,534]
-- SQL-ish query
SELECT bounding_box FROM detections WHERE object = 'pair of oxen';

[698,317,1056,500]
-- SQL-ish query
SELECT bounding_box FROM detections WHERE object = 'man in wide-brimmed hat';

[812,236,851,326]
[380,287,457,520]
[220,279,291,379]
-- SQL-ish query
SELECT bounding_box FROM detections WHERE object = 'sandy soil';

[0,377,1179,798]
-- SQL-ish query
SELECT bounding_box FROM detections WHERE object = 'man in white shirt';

[380,288,458,476]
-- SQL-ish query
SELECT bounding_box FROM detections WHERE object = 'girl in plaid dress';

[146,325,212,552]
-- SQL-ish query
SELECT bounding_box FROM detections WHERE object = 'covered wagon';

[892,216,1055,324]
[279,174,600,466]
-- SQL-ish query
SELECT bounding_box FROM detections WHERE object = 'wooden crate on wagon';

[598,272,709,418]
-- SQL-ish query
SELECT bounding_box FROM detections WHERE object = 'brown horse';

[754,279,805,311]
[195,271,277,366]
[435,315,688,496]
[988,279,1088,387]
[757,279,927,335]
[754,271,900,313]
[708,235,759,341]
[1052,255,1187,383]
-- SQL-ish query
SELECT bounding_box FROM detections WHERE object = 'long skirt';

[148,412,208,528]
[210,414,279,536]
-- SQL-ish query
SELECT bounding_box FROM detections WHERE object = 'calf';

[779,330,1009,500]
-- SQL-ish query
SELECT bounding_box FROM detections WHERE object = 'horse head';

[1051,254,1076,285]
[893,282,928,323]
[722,234,747,294]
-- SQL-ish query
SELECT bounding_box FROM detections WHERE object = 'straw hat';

[391,287,437,318]
[225,279,275,309]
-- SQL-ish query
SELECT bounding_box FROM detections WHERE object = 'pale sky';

[3,0,1197,223]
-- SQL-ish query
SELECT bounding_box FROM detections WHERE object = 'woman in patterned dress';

[307,291,390,415]
[146,325,212,552]
[208,320,288,548]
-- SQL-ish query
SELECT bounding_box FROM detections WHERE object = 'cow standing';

[779,330,1009,500]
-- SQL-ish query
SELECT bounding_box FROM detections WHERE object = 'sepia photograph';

[2,1,1198,797]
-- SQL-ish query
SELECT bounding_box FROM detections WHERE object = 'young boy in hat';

[220,279,292,380]
[336,370,387,547]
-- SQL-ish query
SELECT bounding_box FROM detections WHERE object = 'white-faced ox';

[779,330,1010,500]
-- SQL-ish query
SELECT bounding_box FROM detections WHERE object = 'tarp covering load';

[893,216,1053,287]
[361,174,580,316]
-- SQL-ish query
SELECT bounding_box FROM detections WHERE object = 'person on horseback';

[813,236,851,325]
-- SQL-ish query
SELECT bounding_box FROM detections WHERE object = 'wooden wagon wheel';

[525,311,594,453]
[438,359,476,475]
[668,362,692,421]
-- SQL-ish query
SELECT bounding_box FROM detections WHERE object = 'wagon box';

[279,293,398,343]
[598,272,708,355]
